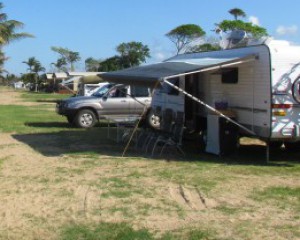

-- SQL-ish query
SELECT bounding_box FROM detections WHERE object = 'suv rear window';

[131,86,150,97]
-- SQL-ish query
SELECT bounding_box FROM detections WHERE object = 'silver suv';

[56,84,160,128]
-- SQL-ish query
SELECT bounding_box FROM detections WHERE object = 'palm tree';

[32,61,45,74]
[228,8,246,20]
[0,2,33,75]
[51,57,67,72]
[0,2,33,45]
[22,57,38,73]
[68,51,80,71]
[0,50,8,75]
[32,61,45,92]
[22,57,45,92]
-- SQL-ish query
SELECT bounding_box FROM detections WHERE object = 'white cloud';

[249,16,260,26]
[276,25,298,35]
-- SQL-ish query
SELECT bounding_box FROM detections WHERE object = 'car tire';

[146,110,160,129]
[74,109,97,128]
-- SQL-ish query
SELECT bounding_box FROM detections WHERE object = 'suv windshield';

[92,83,114,97]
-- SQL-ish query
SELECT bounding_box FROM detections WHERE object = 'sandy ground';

[0,88,299,239]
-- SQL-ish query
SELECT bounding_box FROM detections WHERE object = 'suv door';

[130,85,151,116]
[99,85,131,121]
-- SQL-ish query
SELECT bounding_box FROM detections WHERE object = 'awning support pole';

[163,79,257,136]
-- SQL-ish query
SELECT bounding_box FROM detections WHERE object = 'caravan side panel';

[200,45,272,138]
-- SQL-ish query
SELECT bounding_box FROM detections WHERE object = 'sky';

[3,0,300,75]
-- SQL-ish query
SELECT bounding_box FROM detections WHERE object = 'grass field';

[0,87,299,240]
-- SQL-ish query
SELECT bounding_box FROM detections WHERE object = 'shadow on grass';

[25,121,116,129]
[180,138,300,167]
[36,99,60,103]
[13,127,125,157]
[12,122,300,166]
[25,122,72,128]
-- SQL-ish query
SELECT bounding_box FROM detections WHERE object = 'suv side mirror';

[102,96,108,101]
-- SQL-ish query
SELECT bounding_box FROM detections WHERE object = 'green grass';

[61,222,213,240]
[21,91,72,103]
[61,222,153,240]
[252,186,300,211]
[0,104,68,133]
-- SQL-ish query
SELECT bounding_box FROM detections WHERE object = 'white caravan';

[101,39,300,150]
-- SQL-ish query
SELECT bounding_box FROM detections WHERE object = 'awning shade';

[100,54,256,87]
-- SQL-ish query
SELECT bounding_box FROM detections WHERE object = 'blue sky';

[3,0,300,75]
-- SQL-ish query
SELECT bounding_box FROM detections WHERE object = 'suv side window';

[108,86,128,98]
[131,86,150,97]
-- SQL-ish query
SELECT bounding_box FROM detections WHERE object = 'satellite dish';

[229,30,247,44]
[219,30,247,49]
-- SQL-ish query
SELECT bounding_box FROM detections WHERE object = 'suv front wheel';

[74,109,97,128]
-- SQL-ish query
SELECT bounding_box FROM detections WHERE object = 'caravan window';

[160,77,180,95]
[221,68,238,84]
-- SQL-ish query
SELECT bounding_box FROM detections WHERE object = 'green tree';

[217,8,268,40]
[218,20,267,38]
[98,41,150,72]
[5,73,17,85]
[0,50,8,74]
[85,57,101,72]
[187,43,221,53]
[116,41,150,67]
[22,57,45,92]
[228,8,246,20]
[0,3,33,45]
[51,57,67,72]
[32,61,45,74]
[22,57,39,73]
[51,46,81,71]
[166,24,206,54]
[98,56,122,72]
[0,2,33,76]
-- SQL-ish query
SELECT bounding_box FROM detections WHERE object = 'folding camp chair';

[135,106,162,151]
[145,108,174,154]
[151,111,185,156]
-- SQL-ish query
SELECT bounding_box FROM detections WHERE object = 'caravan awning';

[100,54,257,87]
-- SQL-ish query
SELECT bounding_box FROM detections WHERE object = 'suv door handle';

[121,100,127,102]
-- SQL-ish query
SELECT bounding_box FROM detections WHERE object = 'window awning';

[100,54,257,87]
